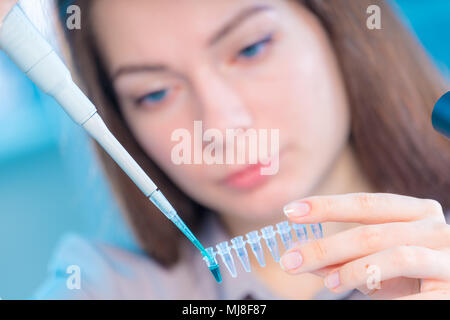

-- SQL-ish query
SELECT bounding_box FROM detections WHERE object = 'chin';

[227,185,298,223]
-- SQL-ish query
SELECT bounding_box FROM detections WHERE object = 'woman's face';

[91,0,350,226]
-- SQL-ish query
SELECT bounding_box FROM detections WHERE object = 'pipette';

[0,4,221,283]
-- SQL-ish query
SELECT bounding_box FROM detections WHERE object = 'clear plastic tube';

[292,223,308,244]
[203,221,324,278]
[261,226,280,262]
[246,231,266,267]
[276,221,294,250]
[216,241,237,278]
[203,247,222,283]
[310,223,323,239]
[231,236,251,272]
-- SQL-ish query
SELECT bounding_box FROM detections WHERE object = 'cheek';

[275,43,349,149]
[124,112,181,168]
[126,114,209,189]
[243,63,348,157]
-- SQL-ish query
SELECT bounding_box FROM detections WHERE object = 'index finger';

[283,193,444,224]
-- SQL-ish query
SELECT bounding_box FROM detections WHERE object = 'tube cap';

[432,91,450,139]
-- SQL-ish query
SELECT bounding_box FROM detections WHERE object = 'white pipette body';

[0,5,161,199]
[0,3,221,282]
[0,5,219,280]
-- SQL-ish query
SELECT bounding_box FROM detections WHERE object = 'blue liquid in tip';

[209,264,222,283]
[150,191,222,282]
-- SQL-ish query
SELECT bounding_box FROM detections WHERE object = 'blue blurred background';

[0,0,449,299]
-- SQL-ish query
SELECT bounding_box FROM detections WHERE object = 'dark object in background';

[432,91,450,139]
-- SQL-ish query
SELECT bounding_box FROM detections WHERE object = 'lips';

[222,162,270,191]
[220,146,285,191]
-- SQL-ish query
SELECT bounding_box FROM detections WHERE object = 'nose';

[192,65,253,133]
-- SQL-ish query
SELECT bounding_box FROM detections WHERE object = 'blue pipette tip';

[209,264,222,283]
[204,248,222,283]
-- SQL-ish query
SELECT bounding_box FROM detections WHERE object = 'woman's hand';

[280,193,450,299]
[0,0,17,27]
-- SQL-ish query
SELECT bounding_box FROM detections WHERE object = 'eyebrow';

[111,64,168,82]
[208,4,274,46]
[111,4,274,82]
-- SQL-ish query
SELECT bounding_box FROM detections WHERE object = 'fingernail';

[283,201,310,218]
[280,251,303,270]
[324,271,340,289]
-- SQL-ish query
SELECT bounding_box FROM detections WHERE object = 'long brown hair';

[56,0,450,267]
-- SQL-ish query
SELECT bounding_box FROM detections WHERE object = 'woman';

[3,0,450,299]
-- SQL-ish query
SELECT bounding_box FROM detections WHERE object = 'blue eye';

[139,89,168,105]
[238,35,273,59]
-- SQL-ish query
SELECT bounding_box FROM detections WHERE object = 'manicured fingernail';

[283,201,310,218]
[325,272,340,289]
[280,251,303,270]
